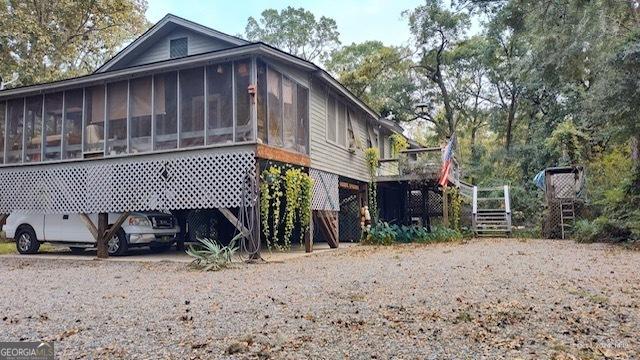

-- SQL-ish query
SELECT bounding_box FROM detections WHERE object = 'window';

[179,67,205,147]
[256,60,267,143]
[170,37,188,59]
[6,98,24,164]
[267,67,283,146]
[327,97,336,143]
[64,89,83,159]
[327,95,349,148]
[44,92,63,161]
[84,85,105,153]
[206,62,233,144]
[379,133,386,159]
[262,65,309,153]
[347,111,357,149]
[154,72,178,150]
[296,86,309,154]
[129,76,152,153]
[235,60,252,142]
[24,96,43,163]
[282,77,296,150]
[106,81,128,155]
[0,102,5,164]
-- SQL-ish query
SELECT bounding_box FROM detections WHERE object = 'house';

[0,14,454,255]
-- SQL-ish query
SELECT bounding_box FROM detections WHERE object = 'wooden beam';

[305,213,314,253]
[316,210,339,249]
[256,144,311,167]
[442,186,449,227]
[0,214,8,225]
[79,214,99,241]
[219,208,251,238]
[96,213,109,259]
[97,212,131,259]
[339,181,359,191]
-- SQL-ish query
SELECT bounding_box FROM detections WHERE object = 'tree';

[0,0,149,88]
[325,41,416,122]
[407,0,471,137]
[245,7,340,63]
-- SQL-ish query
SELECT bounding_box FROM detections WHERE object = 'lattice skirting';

[0,150,256,214]
[310,169,339,211]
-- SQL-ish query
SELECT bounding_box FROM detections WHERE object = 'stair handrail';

[472,186,478,234]
[504,185,512,235]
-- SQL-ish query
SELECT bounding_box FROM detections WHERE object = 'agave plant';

[185,234,240,271]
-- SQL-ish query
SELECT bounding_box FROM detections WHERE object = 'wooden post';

[96,213,108,259]
[304,212,313,253]
[442,186,449,227]
[0,214,9,226]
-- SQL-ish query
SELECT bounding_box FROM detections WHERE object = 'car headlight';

[128,216,151,227]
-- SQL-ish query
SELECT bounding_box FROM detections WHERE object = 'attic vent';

[170,37,188,58]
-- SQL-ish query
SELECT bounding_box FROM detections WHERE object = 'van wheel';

[16,226,40,254]
[107,229,128,256]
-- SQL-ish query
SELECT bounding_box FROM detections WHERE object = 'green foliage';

[364,148,380,223]
[364,222,462,245]
[449,187,462,231]
[573,217,633,243]
[389,133,409,157]
[325,41,416,121]
[186,235,239,271]
[260,166,314,251]
[0,0,149,88]
[245,6,340,62]
[364,222,396,246]
[545,119,590,165]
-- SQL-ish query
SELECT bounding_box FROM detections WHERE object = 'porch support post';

[96,212,130,259]
[0,214,9,225]
[96,213,109,259]
[304,213,313,253]
[442,186,449,227]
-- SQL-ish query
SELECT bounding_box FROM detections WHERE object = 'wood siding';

[309,79,371,182]
[125,28,235,68]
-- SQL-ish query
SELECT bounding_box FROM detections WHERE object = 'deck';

[376,147,459,185]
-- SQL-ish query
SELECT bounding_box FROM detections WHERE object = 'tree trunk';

[435,70,455,136]
[505,95,517,151]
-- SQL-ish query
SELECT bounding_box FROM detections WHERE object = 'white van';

[3,212,180,256]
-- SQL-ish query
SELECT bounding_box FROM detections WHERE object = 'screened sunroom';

[0,56,309,166]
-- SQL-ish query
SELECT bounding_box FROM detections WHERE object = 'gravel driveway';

[0,238,638,359]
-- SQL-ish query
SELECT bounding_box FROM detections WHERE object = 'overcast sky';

[146,0,423,47]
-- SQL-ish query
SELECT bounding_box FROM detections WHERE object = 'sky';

[145,0,423,47]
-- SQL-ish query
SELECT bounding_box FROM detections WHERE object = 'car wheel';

[15,226,40,255]
[149,243,172,253]
[107,229,128,256]
[69,247,85,254]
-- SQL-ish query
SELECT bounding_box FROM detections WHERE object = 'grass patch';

[0,242,16,254]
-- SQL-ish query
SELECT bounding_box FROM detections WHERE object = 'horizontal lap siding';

[127,29,235,67]
[309,80,370,183]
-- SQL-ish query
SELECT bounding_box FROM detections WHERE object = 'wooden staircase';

[472,186,512,237]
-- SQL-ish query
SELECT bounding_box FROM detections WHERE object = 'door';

[44,214,94,243]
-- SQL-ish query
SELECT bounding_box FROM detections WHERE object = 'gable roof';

[95,13,249,73]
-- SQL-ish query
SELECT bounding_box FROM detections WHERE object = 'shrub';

[573,217,633,243]
[186,234,239,271]
[364,222,396,245]
[364,222,462,245]
[573,219,600,243]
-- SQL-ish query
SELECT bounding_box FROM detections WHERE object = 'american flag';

[438,134,456,186]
